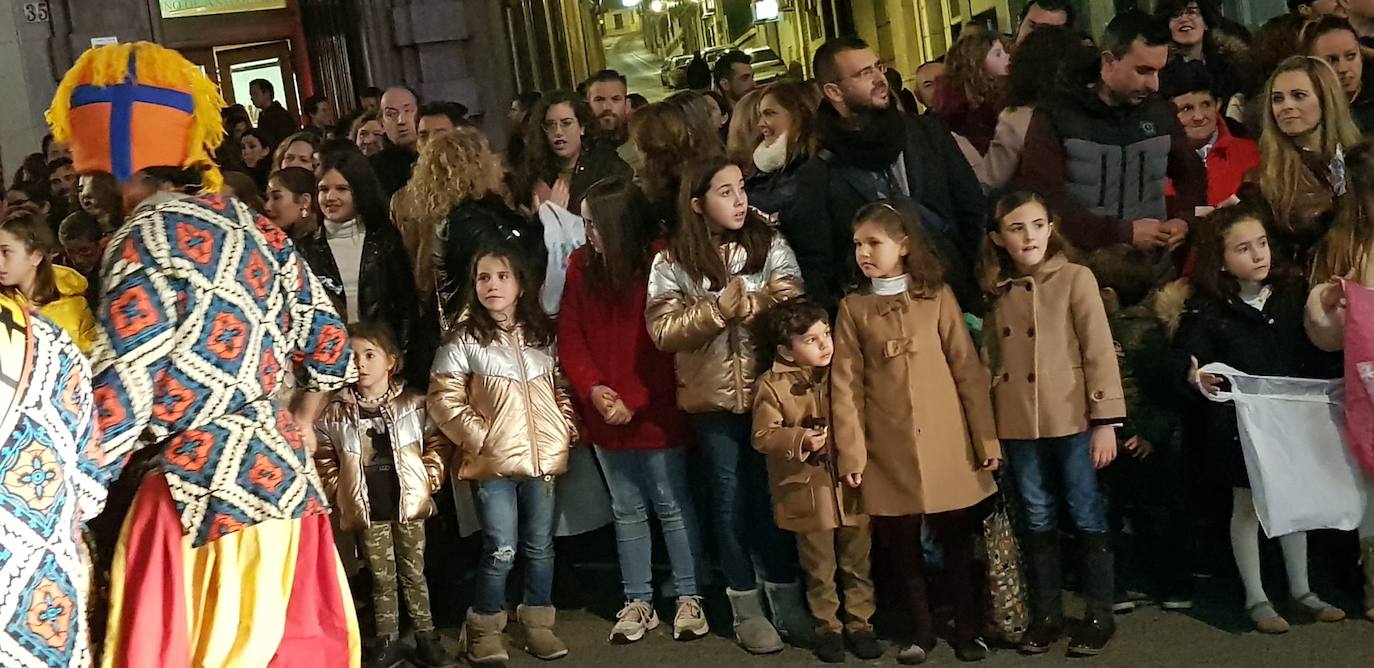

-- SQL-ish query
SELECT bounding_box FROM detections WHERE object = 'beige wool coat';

[831,284,1000,517]
[752,361,866,533]
[985,254,1126,440]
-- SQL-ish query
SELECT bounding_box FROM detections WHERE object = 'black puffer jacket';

[432,196,546,329]
[746,155,808,218]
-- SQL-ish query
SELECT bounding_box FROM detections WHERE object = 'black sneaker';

[1018,619,1062,655]
[815,632,845,663]
[954,637,990,662]
[847,628,883,660]
[1066,617,1115,656]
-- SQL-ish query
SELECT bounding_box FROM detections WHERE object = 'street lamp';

[649,0,665,11]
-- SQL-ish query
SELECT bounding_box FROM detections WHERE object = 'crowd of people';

[5,0,1374,666]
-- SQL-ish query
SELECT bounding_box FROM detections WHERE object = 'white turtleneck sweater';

[871,274,911,296]
[324,218,366,323]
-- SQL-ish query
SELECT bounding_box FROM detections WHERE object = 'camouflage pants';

[360,521,434,638]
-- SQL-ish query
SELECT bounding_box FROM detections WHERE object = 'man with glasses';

[781,37,988,313]
[1018,11,1205,254]
[371,86,422,196]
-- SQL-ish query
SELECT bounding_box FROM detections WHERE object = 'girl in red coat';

[557,176,709,644]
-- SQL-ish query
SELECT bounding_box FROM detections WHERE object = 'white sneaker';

[610,600,659,644]
[672,595,710,641]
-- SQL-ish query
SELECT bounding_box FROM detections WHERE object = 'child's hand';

[590,385,620,418]
[605,399,634,426]
[803,428,828,452]
[1123,435,1154,460]
[1319,279,1347,313]
[1188,356,1224,396]
[1090,426,1118,469]
[981,458,1001,471]
[842,472,862,488]
[717,278,748,319]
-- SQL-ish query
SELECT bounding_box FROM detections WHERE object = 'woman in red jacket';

[557,176,709,644]
[1162,59,1259,209]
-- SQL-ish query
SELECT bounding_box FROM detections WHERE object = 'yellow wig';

[46,42,226,193]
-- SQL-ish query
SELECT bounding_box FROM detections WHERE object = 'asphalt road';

[604,33,672,102]
[378,542,1374,667]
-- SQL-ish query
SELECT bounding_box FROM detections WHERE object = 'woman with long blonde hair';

[1253,55,1362,274]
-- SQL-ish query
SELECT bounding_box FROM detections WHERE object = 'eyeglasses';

[1171,6,1202,20]
[841,61,888,82]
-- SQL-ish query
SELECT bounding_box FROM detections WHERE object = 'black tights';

[873,506,982,647]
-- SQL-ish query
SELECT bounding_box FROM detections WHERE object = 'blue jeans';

[690,412,798,590]
[474,477,557,613]
[1003,432,1109,534]
[594,446,702,601]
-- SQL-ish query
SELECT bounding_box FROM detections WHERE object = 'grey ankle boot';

[726,587,784,654]
[763,580,818,648]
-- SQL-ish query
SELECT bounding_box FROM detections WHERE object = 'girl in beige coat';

[979,192,1125,657]
[831,201,1002,664]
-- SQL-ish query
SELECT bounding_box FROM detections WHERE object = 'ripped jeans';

[474,476,557,614]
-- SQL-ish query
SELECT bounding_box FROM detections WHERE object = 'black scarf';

[817,100,906,172]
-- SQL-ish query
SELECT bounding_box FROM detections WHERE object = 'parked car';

[703,46,731,69]
[746,47,787,84]
[660,54,693,89]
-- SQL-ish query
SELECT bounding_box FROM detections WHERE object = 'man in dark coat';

[370,86,422,197]
[781,37,989,312]
[249,78,297,148]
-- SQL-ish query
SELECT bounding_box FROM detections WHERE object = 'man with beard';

[585,70,643,174]
[1017,11,1205,252]
[586,69,631,145]
[782,37,988,312]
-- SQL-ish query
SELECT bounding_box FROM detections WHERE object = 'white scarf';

[871,274,911,296]
[753,132,790,174]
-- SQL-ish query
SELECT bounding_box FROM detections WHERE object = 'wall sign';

[23,2,50,23]
[158,0,286,19]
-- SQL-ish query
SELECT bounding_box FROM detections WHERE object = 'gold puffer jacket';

[428,326,577,480]
[315,387,447,532]
[647,234,805,414]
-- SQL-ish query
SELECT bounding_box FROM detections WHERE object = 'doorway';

[191,41,301,123]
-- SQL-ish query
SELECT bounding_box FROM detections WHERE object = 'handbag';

[981,486,1029,643]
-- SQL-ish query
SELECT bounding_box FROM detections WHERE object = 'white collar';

[871,274,911,296]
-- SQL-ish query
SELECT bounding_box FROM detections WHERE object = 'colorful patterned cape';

[90,195,355,547]
[0,295,106,668]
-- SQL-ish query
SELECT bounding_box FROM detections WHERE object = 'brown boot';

[517,604,569,660]
[463,609,509,665]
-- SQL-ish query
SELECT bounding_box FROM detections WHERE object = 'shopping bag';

[537,201,586,316]
[1343,279,1374,477]
[1201,363,1367,536]
[981,489,1028,643]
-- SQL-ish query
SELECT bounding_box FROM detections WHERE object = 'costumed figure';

[0,294,106,668]
[47,42,361,667]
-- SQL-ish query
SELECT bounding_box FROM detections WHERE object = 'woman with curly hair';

[933,31,1011,154]
[392,127,541,381]
[513,90,631,215]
